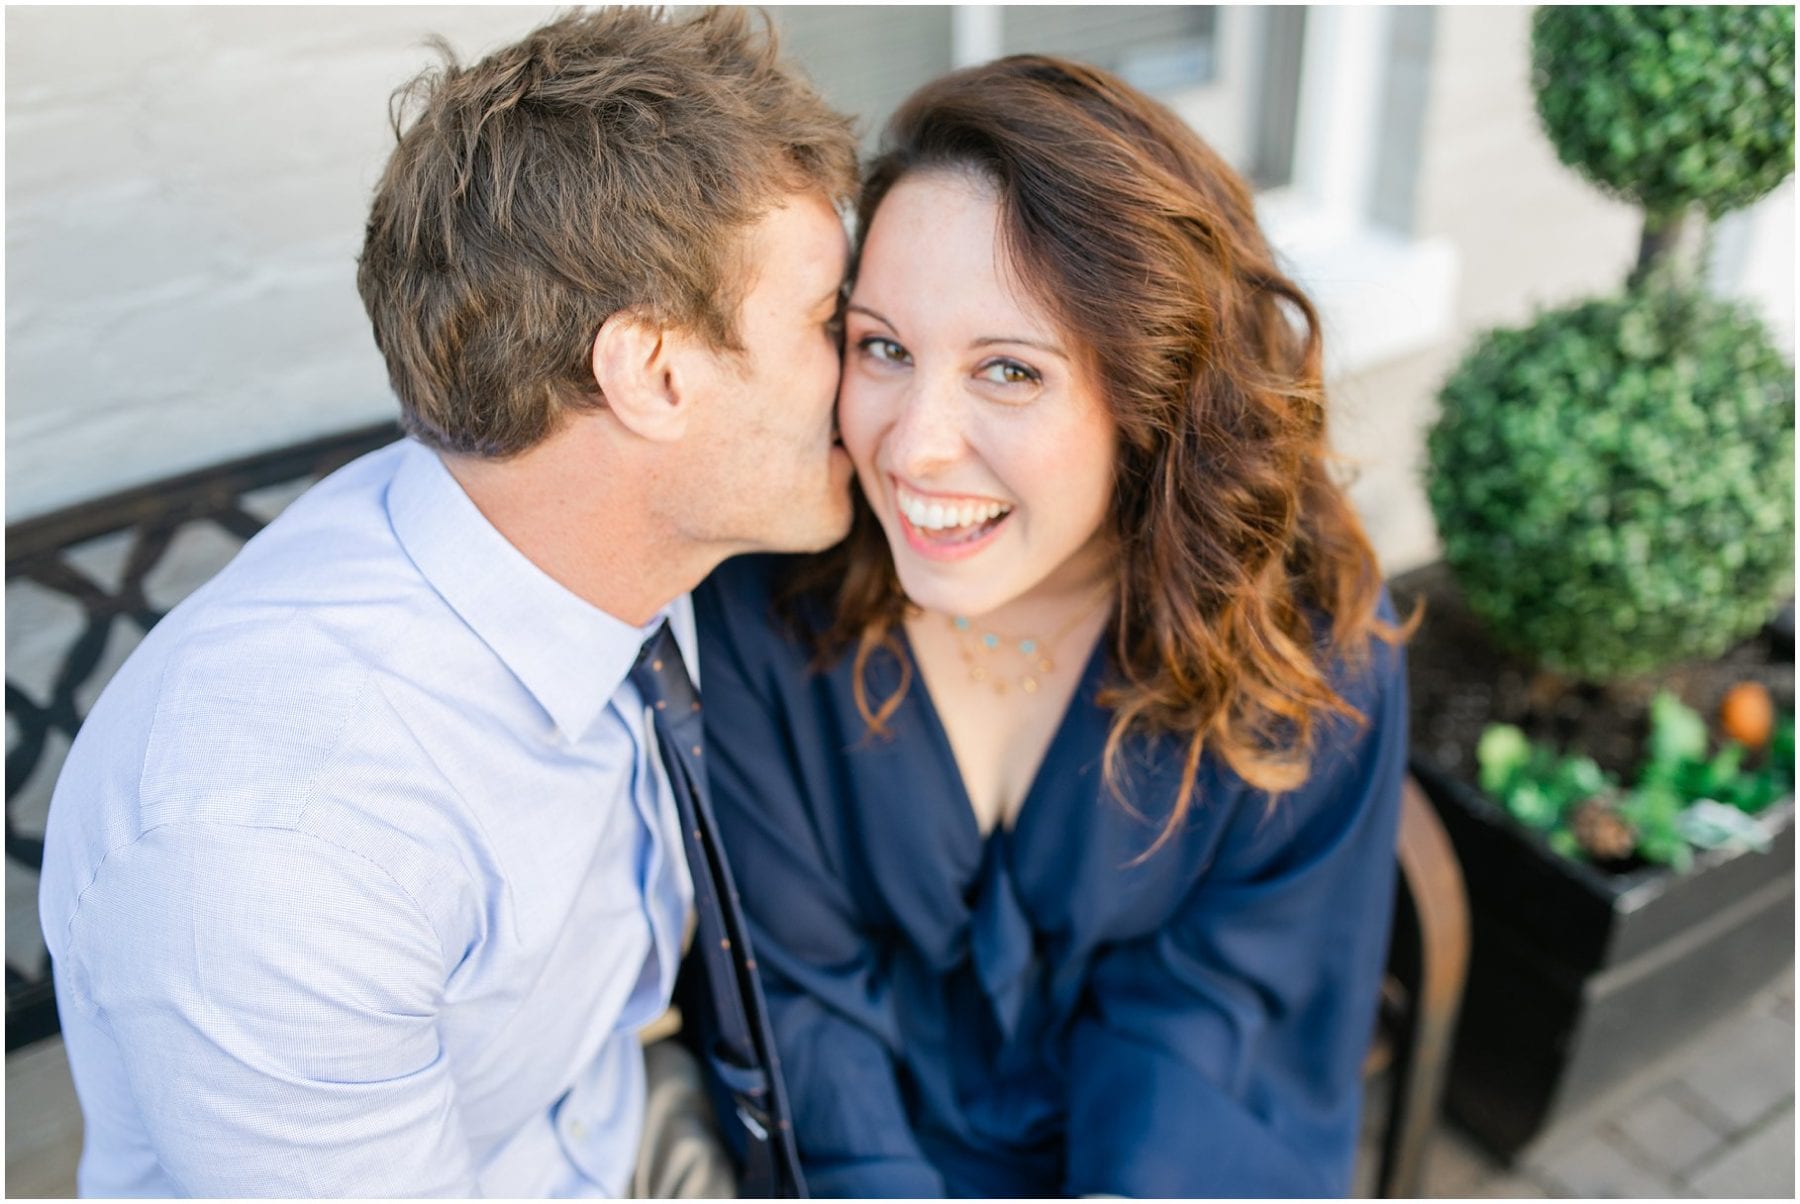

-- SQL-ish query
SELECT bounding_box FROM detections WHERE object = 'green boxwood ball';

[1427,287,1795,680]
[1532,5,1795,217]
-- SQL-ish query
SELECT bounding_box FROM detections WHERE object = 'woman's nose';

[886,378,965,478]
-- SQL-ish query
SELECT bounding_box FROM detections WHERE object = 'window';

[764,5,1304,188]
[997,7,1220,93]
[762,5,1455,378]
[763,7,956,148]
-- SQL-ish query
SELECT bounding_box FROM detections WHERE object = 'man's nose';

[887,378,965,478]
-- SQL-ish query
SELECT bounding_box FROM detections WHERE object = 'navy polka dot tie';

[630,621,804,1197]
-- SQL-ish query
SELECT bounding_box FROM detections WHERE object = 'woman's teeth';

[898,492,1011,531]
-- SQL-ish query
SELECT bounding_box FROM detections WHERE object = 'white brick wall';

[5,6,559,521]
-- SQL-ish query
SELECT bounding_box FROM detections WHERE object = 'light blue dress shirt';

[38,438,696,1197]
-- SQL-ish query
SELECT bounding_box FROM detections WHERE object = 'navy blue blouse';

[695,556,1407,1198]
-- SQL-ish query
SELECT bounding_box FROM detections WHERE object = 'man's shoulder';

[135,605,392,822]
[66,445,487,832]
[40,453,496,963]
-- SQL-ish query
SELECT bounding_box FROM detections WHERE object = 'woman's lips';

[892,478,1010,528]
[889,476,1012,562]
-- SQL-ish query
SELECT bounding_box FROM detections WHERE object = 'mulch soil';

[1391,562,1796,787]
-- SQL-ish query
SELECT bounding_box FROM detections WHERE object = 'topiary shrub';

[1427,285,1794,680]
[1532,5,1795,220]
[1428,4,1795,687]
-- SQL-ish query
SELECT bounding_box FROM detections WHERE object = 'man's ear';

[590,311,698,443]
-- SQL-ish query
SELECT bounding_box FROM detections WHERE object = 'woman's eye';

[976,358,1040,386]
[857,335,910,365]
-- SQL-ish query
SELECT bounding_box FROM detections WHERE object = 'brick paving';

[1687,1103,1795,1198]
[1609,1089,1729,1179]
[1677,1008,1795,1132]
[1400,961,1796,1199]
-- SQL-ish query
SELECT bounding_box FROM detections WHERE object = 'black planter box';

[1411,759,1795,1159]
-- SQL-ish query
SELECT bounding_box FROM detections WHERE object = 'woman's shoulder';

[696,551,782,615]
[693,552,831,677]
[1289,585,1410,801]
[1185,589,1407,802]
[1152,589,1407,876]
[1318,586,1407,716]
[1240,573,1392,709]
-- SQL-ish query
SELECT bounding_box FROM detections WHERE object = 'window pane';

[763,6,956,148]
[1251,6,1308,189]
[757,6,1305,197]
[1369,7,1434,233]
[1000,6,1219,94]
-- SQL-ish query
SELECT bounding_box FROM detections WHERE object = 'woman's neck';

[910,531,1116,639]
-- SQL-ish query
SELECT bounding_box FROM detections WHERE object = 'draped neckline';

[896,621,1111,863]
[892,624,1112,1040]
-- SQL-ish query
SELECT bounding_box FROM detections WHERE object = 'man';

[38,8,856,1196]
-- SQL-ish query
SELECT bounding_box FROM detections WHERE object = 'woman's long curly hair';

[785,55,1410,855]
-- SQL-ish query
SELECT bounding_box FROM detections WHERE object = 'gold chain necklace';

[947,594,1109,696]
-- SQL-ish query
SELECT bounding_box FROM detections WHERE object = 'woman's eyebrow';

[972,335,1068,361]
[845,302,896,329]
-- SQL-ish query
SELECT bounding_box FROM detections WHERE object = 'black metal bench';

[4,423,1467,1194]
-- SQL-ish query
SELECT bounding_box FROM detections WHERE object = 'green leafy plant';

[1533,7,1795,221]
[1429,5,1795,682]
[1534,6,1795,287]
[1476,692,1795,873]
[1428,286,1794,679]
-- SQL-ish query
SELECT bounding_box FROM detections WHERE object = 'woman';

[696,55,1410,1198]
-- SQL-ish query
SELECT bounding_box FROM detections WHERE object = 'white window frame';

[1257,6,1458,378]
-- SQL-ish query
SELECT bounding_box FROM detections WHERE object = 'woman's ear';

[590,311,694,443]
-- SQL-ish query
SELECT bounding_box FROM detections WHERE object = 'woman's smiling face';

[838,170,1118,620]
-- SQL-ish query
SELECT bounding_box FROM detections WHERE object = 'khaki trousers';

[631,1038,739,1199]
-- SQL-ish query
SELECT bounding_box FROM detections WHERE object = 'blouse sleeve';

[1063,638,1409,1198]
[696,567,947,1198]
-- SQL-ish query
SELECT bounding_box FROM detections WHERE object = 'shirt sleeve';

[60,821,482,1197]
[1063,640,1409,1198]
[697,572,947,1198]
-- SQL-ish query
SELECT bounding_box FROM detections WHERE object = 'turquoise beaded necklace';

[946,596,1108,696]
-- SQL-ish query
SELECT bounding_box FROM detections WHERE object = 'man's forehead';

[748,189,850,293]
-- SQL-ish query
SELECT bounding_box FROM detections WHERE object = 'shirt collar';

[385,439,697,740]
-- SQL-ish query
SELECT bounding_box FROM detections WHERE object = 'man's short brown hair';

[356,6,857,457]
